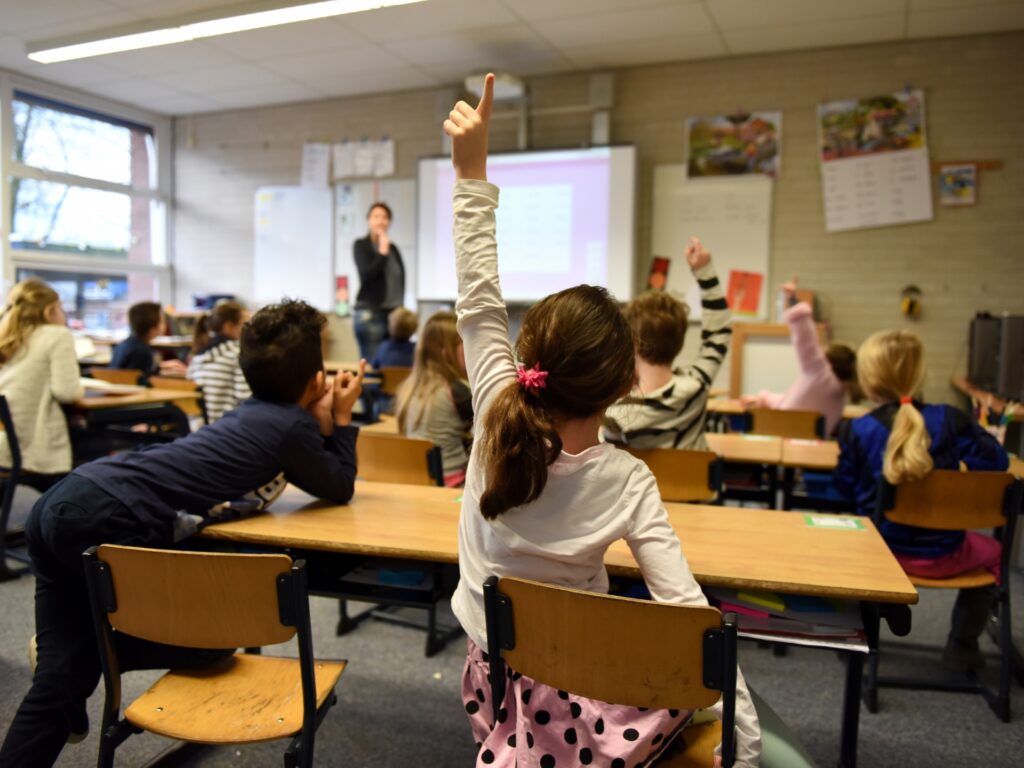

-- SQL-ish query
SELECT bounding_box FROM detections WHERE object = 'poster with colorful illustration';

[727,270,764,317]
[817,89,932,232]
[686,112,782,178]
[938,163,977,206]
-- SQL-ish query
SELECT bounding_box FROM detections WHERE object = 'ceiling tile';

[909,0,1024,8]
[104,0,251,18]
[261,44,413,80]
[85,76,192,108]
[533,3,716,49]
[707,0,906,30]
[306,67,438,98]
[95,40,242,77]
[504,0,694,23]
[204,80,331,110]
[723,13,907,54]
[154,63,293,93]
[561,32,727,69]
[140,92,221,116]
[204,17,366,59]
[908,3,1024,36]
[0,0,123,34]
[340,0,518,42]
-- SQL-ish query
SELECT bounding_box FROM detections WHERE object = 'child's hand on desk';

[684,237,711,271]
[308,371,334,436]
[333,359,366,427]
[443,72,494,181]
[159,358,187,374]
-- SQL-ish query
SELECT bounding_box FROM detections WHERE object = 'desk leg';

[781,467,795,510]
[839,649,863,768]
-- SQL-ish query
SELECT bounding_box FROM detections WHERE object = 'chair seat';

[125,653,345,744]
[657,720,719,768]
[909,568,995,589]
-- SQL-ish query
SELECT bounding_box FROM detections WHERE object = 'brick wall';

[173,31,1024,403]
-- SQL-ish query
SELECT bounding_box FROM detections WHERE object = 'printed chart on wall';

[817,89,933,232]
[652,166,772,320]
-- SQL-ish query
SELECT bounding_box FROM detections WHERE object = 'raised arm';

[445,74,517,421]
[684,238,731,389]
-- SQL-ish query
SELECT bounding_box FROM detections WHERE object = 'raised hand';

[377,231,390,256]
[333,359,366,427]
[684,236,711,271]
[782,275,798,306]
[443,72,494,181]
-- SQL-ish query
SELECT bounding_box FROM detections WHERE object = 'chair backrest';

[877,469,1022,532]
[623,446,722,503]
[149,376,205,420]
[748,408,824,440]
[379,366,412,397]
[92,368,142,385]
[86,545,299,649]
[356,432,443,486]
[0,395,21,473]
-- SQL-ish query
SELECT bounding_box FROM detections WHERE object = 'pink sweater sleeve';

[784,302,827,376]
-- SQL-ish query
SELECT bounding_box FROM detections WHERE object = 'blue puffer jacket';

[835,401,1009,557]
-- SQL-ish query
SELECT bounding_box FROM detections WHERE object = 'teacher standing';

[353,201,405,364]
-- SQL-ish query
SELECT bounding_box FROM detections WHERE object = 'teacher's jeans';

[0,475,232,768]
[353,307,390,365]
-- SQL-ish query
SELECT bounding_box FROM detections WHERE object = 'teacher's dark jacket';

[354,236,405,309]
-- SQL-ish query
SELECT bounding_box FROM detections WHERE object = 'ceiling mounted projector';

[465,72,525,101]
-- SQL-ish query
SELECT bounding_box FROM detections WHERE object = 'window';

[2,78,170,331]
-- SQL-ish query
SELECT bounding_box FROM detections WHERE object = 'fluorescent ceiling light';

[28,0,427,63]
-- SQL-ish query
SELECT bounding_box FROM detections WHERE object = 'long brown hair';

[396,311,464,433]
[479,285,635,519]
[857,330,933,484]
[192,300,246,354]
[0,279,61,365]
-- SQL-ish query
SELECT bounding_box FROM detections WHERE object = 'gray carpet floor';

[2,485,1023,767]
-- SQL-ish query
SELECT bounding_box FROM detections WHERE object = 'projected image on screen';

[417,147,635,302]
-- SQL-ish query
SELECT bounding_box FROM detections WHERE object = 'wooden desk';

[361,415,399,435]
[326,360,375,374]
[705,432,781,464]
[781,439,840,471]
[200,481,915,768]
[76,387,202,411]
[708,398,868,421]
[1011,457,1024,478]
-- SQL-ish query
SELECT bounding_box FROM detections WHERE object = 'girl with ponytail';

[186,300,250,421]
[835,330,1009,671]
[445,75,761,768]
[0,279,83,485]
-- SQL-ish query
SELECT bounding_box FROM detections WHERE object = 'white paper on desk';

[301,142,331,187]
[353,140,375,176]
[79,377,144,394]
[740,630,869,654]
[374,138,395,177]
[332,142,355,180]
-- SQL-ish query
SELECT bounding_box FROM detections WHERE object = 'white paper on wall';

[354,140,375,177]
[332,142,355,180]
[300,142,330,187]
[374,138,395,177]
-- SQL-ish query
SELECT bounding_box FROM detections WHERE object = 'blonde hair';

[857,330,933,484]
[0,279,61,365]
[396,311,464,434]
[388,307,419,342]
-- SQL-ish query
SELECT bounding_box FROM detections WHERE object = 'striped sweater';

[186,336,251,422]
[604,262,732,450]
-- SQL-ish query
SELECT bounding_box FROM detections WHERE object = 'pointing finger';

[476,72,494,122]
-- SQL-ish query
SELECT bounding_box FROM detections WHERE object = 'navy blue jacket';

[371,339,415,370]
[76,398,358,527]
[109,335,156,383]
[835,401,1008,556]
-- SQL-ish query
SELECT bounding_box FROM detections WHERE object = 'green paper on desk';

[804,515,863,530]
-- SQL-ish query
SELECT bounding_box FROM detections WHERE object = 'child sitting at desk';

[741,277,858,436]
[444,75,759,768]
[371,306,418,370]
[396,310,472,487]
[0,278,83,491]
[834,329,1008,672]
[0,300,364,768]
[109,301,186,384]
[187,299,250,421]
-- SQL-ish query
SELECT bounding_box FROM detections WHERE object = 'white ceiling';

[0,0,1022,116]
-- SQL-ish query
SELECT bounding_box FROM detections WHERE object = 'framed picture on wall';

[938,163,978,206]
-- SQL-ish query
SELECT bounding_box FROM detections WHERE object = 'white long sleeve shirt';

[0,324,84,473]
[448,179,760,767]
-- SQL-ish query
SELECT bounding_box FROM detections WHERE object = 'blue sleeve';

[833,419,861,501]
[950,408,1009,471]
[279,420,358,503]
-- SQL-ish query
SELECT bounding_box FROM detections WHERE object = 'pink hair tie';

[517,362,548,394]
[899,396,913,405]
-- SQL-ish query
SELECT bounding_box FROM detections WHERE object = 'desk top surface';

[707,399,868,420]
[201,481,917,605]
[76,387,202,410]
[781,439,840,470]
[705,432,781,463]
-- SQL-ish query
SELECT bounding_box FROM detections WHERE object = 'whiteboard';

[652,167,772,319]
[253,186,333,310]
[335,179,417,311]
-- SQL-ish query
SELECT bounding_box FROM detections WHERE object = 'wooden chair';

[0,396,30,580]
[90,368,143,386]
[623,446,723,503]
[866,470,1024,721]
[484,576,739,766]
[356,432,443,486]
[378,366,412,397]
[83,545,345,768]
[149,375,208,424]
[747,408,824,440]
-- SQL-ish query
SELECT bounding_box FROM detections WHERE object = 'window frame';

[0,69,173,304]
